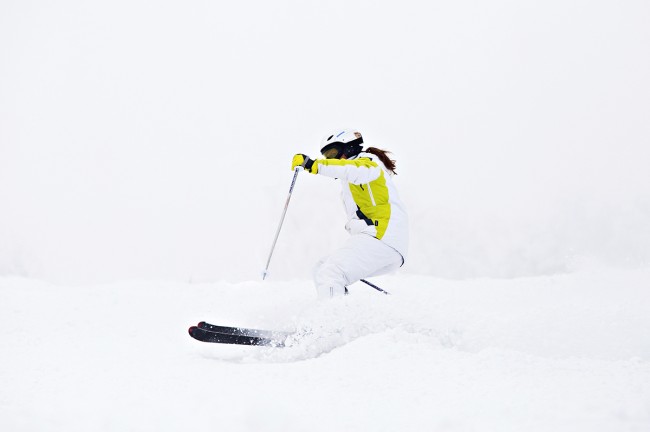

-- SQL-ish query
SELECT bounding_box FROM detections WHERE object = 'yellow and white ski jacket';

[314,152,409,263]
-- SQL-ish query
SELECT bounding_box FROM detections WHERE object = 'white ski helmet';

[319,129,364,159]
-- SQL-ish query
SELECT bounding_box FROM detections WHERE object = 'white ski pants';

[312,234,403,299]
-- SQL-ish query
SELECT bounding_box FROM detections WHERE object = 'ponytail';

[366,147,397,175]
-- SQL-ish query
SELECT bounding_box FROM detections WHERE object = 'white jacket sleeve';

[315,157,381,185]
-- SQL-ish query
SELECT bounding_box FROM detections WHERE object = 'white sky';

[1,0,649,283]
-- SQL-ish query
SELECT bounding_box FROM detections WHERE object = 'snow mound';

[1,268,649,431]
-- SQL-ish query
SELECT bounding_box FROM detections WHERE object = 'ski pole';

[360,279,391,295]
[262,166,303,280]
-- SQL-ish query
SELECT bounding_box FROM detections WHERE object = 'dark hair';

[366,147,397,174]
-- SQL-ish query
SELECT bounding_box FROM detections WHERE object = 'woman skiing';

[291,130,409,298]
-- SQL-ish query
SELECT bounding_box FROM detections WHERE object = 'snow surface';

[2,0,650,430]
[1,269,649,431]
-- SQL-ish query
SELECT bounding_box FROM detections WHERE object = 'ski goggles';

[320,142,344,159]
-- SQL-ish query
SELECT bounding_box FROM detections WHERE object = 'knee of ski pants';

[312,257,349,298]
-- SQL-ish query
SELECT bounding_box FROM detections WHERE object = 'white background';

[1,2,650,431]
[2,0,649,284]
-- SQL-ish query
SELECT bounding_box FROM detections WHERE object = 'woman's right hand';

[291,154,317,173]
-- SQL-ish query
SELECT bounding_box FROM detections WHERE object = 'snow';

[1,269,649,431]
[1,0,650,430]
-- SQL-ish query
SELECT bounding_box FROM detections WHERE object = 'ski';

[188,322,291,347]
[197,321,290,339]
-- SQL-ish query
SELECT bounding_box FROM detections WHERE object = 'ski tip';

[188,326,198,336]
[197,321,206,329]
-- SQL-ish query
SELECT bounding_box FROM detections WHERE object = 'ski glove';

[291,154,318,173]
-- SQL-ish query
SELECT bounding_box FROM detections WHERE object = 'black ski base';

[188,321,291,347]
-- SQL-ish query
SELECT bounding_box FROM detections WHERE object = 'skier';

[291,130,409,298]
